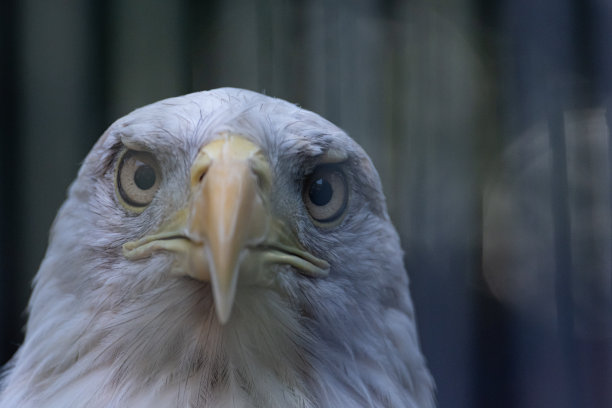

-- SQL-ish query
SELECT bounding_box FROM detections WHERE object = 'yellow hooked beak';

[123,134,329,324]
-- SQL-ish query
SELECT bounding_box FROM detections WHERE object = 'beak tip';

[210,269,238,325]
[214,297,234,325]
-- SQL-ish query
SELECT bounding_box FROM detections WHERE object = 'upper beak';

[187,134,270,323]
[123,134,329,324]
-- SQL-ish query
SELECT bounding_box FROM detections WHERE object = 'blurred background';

[1,0,612,407]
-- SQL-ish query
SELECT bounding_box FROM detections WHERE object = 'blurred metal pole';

[607,101,612,310]
[547,85,580,408]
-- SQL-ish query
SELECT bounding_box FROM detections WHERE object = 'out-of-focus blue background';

[1,1,612,407]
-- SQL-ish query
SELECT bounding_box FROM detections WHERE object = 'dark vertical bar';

[547,86,580,408]
[288,0,307,103]
[90,0,111,134]
[256,0,273,93]
[0,0,23,367]
[106,0,190,118]
[607,100,612,313]
[600,5,612,407]
[324,1,340,123]
[188,0,218,91]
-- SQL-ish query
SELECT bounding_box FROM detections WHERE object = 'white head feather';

[0,88,434,407]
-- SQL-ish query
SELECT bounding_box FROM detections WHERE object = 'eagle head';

[0,88,434,407]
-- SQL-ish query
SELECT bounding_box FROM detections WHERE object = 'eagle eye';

[303,165,348,224]
[117,150,161,209]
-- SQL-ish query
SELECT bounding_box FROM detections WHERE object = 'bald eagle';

[0,88,434,407]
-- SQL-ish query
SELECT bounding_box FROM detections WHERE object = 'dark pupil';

[134,164,156,190]
[309,178,333,206]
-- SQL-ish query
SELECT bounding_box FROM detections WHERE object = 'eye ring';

[302,165,348,225]
[116,149,161,210]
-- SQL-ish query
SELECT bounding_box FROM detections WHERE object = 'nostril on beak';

[191,154,212,187]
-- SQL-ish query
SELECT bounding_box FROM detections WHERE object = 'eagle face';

[0,88,434,407]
